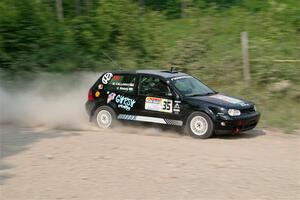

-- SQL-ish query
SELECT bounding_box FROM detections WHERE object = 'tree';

[181,0,186,18]
[56,0,64,21]
[75,0,81,15]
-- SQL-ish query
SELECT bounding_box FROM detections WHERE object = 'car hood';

[185,93,253,109]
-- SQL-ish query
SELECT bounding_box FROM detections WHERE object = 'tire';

[93,106,117,128]
[185,111,214,139]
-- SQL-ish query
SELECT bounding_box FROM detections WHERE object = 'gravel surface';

[1,125,299,200]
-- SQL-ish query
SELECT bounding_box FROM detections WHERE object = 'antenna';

[101,52,122,70]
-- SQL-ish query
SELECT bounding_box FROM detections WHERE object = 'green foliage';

[0,0,299,131]
[0,0,299,83]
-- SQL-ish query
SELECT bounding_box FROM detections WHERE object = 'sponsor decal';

[117,87,134,92]
[145,97,161,111]
[112,82,135,87]
[115,95,136,111]
[211,94,249,106]
[98,84,104,90]
[145,97,173,113]
[173,100,181,113]
[102,73,113,84]
[112,82,135,92]
[112,75,121,81]
[107,92,116,103]
[95,91,100,97]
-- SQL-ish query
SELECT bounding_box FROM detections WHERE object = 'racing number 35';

[162,99,172,112]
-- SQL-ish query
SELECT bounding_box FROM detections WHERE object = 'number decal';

[163,101,171,110]
[162,99,172,113]
[102,73,113,84]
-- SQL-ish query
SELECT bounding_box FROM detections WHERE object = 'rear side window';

[105,74,136,94]
[139,75,171,97]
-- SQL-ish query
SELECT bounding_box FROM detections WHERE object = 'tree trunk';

[299,32,300,64]
[181,0,187,18]
[76,0,81,16]
[139,0,145,14]
[56,0,64,21]
[139,0,145,7]
[84,0,91,12]
[298,31,300,68]
[241,32,251,85]
[46,0,53,15]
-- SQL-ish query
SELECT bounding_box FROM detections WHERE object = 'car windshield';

[172,76,216,97]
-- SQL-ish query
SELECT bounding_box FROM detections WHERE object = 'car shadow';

[213,129,266,139]
[118,121,265,140]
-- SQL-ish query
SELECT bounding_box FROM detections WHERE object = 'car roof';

[109,70,188,79]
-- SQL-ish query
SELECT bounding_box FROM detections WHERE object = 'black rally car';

[85,70,260,139]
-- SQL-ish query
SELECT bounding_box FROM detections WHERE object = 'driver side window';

[139,75,171,97]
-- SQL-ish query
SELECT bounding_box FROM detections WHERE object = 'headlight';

[253,105,257,112]
[228,109,241,116]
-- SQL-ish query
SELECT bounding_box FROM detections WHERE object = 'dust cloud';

[0,72,183,137]
[0,72,100,130]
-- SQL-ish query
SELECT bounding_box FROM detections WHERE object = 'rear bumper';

[215,112,260,134]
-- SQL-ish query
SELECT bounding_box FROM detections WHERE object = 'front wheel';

[93,106,117,128]
[185,111,214,139]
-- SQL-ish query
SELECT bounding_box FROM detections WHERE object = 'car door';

[135,75,182,123]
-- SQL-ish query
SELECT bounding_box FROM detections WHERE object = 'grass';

[215,82,300,133]
[157,17,300,133]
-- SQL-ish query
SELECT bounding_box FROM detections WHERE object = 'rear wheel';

[185,111,214,139]
[93,106,117,128]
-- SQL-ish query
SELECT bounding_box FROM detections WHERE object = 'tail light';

[88,89,94,101]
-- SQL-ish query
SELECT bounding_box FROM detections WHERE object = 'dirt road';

[1,125,299,200]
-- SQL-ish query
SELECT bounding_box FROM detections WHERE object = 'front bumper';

[215,112,260,134]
